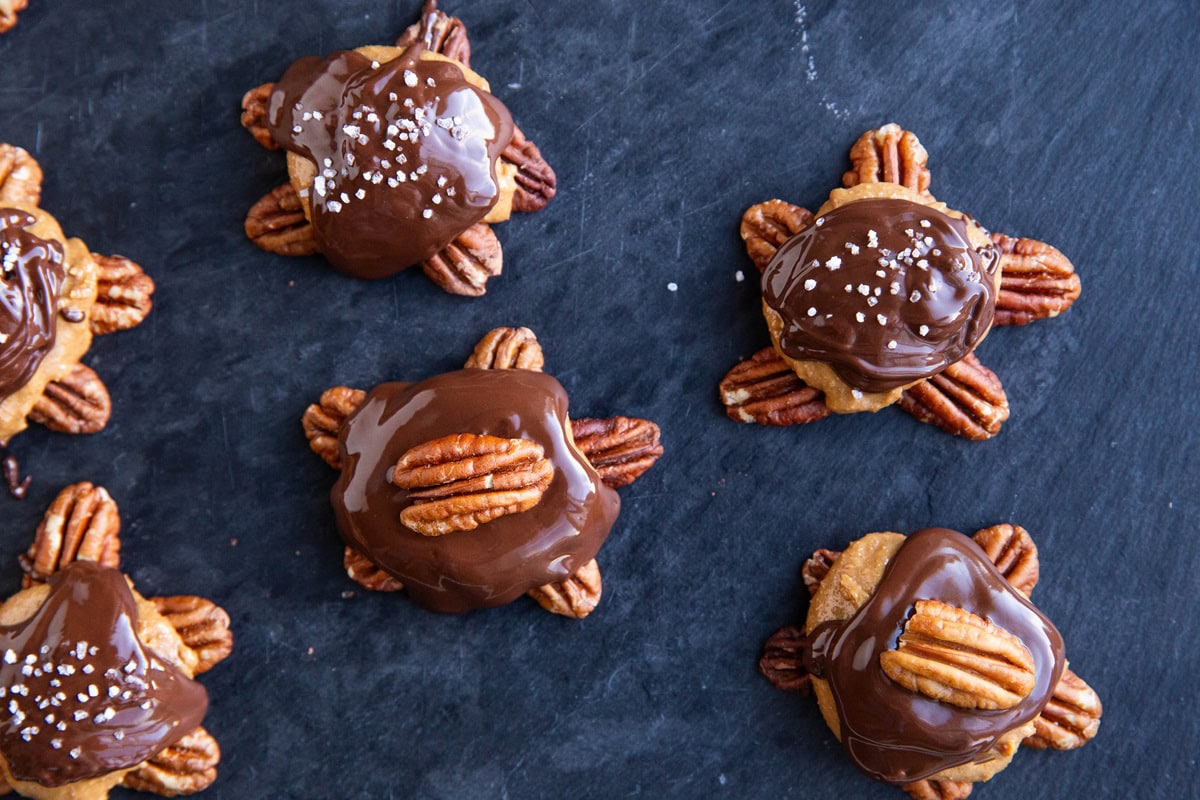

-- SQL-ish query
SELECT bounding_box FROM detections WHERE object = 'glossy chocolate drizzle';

[0,208,65,402]
[332,369,620,614]
[763,199,999,392]
[803,528,1063,783]
[268,46,514,279]
[0,562,207,787]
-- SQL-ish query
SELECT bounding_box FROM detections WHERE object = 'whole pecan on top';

[880,600,1036,710]
[303,327,663,619]
[391,433,554,536]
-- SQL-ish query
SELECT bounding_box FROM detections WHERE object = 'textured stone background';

[1,1,1197,797]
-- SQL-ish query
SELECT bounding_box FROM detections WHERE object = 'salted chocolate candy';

[0,482,232,799]
[242,1,557,293]
[760,527,1102,799]
[763,198,999,395]
[303,327,663,617]
[0,209,64,400]
[0,144,155,457]
[725,123,1081,438]
[0,564,208,789]
[267,46,514,279]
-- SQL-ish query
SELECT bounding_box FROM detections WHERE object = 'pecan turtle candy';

[760,526,1101,799]
[302,327,663,617]
[723,124,1081,440]
[241,0,557,295]
[0,482,233,798]
[0,144,155,458]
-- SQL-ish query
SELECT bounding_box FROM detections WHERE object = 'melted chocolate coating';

[0,209,65,401]
[763,199,999,392]
[268,47,514,279]
[0,562,208,787]
[332,369,620,614]
[803,528,1064,784]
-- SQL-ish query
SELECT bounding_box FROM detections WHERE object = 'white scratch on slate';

[792,2,849,120]
[794,2,818,82]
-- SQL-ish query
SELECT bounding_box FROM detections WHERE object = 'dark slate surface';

[1,1,1197,798]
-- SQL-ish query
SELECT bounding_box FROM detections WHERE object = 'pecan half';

[0,142,41,205]
[20,482,121,588]
[240,82,279,150]
[245,183,319,257]
[719,347,832,426]
[420,222,502,296]
[802,548,841,596]
[903,779,973,800]
[527,559,601,618]
[90,253,155,335]
[464,326,544,371]
[992,233,1081,326]
[740,200,813,273]
[502,126,557,213]
[28,363,112,435]
[842,123,933,199]
[4,452,30,500]
[571,416,663,488]
[897,352,1008,440]
[1024,667,1102,750]
[302,386,366,469]
[880,600,1035,710]
[122,726,220,796]
[759,626,812,695]
[392,433,554,536]
[972,524,1038,597]
[395,0,471,67]
[344,546,404,592]
[0,0,28,35]
[150,596,233,675]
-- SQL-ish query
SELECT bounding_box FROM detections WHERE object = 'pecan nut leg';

[90,253,155,335]
[972,524,1038,597]
[150,596,234,675]
[302,386,367,469]
[245,183,319,257]
[1023,666,1102,750]
[240,82,279,150]
[902,779,973,800]
[20,482,121,588]
[28,363,112,435]
[420,222,502,296]
[122,726,220,796]
[528,559,601,618]
[719,347,831,427]
[464,326,544,371]
[0,0,28,35]
[992,233,1081,326]
[344,546,404,592]
[395,0,471,67]
[740,200,813,273]
[801,548,841,596]
[759,626,812,695]
[897,353,1008,440]
[570,416,662,488]
[842,123,933,199]
[0,142,41,205]
[501,126,557,213]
